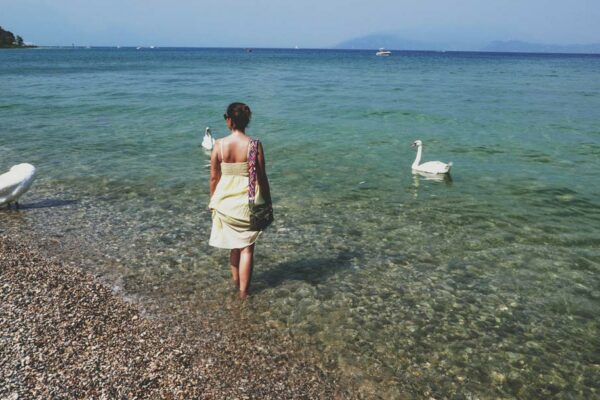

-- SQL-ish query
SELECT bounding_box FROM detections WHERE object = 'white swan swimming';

[411,140,452,175]
[0,163,36,208]
[202,127,215,150]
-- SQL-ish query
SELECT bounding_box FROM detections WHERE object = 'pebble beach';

[0,236,341,399]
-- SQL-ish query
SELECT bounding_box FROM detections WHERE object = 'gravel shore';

[0,236,341,399]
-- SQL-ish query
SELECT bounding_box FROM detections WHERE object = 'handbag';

[248,139,274,231]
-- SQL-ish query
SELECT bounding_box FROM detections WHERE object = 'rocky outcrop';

[0,26,17,47]
[0,26,30,48]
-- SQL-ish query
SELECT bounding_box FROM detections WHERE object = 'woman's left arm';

[257,141,272,203]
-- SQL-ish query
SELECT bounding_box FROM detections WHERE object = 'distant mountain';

[335,34,446,51]
[336,34,600,54]
[482,40,600,54]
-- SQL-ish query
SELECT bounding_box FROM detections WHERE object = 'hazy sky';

[2,0,599,48]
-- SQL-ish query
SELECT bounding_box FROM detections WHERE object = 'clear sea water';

[1,47,599,398]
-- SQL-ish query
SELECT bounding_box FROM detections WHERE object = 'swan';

[202,127,215,150]
[411,140,452,175]
[0,163,36,209]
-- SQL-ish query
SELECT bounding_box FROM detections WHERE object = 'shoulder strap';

[247,139,259,202]
[220,140,224,162]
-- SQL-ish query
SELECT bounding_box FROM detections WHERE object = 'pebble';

[0,236,344,399]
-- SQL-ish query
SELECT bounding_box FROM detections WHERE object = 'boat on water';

[376,48,392,56]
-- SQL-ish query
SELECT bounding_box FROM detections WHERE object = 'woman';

[208,102,272,300]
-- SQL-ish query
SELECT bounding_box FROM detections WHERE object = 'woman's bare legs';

[238,244,255,300]
[230,249,241,289]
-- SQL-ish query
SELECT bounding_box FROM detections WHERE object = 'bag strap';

[247,139,259,203]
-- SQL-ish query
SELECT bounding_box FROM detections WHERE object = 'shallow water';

[1,48,600,398]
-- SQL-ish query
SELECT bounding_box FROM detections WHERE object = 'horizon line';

[16,45,600,55]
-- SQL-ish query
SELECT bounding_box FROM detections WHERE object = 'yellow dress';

[208,161,264,249]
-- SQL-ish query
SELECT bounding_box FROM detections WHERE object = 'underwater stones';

[3,156,599,399]
[506,351,525,366]
[265,319,285,330]
[490,370,507,385]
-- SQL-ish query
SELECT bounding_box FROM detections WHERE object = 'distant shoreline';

[0,45,38,49]
[8,45,599,56]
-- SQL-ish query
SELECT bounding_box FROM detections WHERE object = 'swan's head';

[205,127,211,135]
[411,140,423,148]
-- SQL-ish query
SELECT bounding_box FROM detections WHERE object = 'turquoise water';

[1,48,600,398]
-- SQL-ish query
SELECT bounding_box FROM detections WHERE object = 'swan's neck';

[412,146,422,168]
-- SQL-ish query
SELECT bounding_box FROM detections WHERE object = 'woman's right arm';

[209,140,221,198]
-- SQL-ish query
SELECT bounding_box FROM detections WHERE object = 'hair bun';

[226,102,252,131]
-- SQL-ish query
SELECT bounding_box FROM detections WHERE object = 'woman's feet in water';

[232,279,248,300]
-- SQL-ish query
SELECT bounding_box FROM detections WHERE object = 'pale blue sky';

[2,0,599,48]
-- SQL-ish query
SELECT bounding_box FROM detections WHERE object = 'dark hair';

[225,102,252,131]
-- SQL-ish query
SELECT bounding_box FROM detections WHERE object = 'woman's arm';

[209,140,221,198]
[257,141,272,203]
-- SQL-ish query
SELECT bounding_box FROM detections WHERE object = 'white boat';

[376,48,392,56]
[0,163,36,208]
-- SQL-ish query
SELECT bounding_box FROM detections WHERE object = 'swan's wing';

[415,161,451,174]
[0,165,36,203]
[202,137,213,149]
[0,172,24,195]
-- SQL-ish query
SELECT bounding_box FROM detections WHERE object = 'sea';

[1,47,599,398]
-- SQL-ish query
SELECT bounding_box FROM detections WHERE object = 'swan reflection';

[411,171,452,198]
[412,170,453,182]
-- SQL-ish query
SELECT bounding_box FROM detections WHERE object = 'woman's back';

[219,136,251,164]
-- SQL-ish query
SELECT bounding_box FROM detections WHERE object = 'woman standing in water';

[208,102,272,299]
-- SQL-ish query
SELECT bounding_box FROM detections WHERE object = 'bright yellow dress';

[208,161,264,249]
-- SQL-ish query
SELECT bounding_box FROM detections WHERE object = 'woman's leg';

[230,248,241,288]
[238,244,255,299]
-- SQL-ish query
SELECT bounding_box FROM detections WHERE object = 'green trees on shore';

[0,26,32,48]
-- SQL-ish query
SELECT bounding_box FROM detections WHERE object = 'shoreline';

[0,236,342,399]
